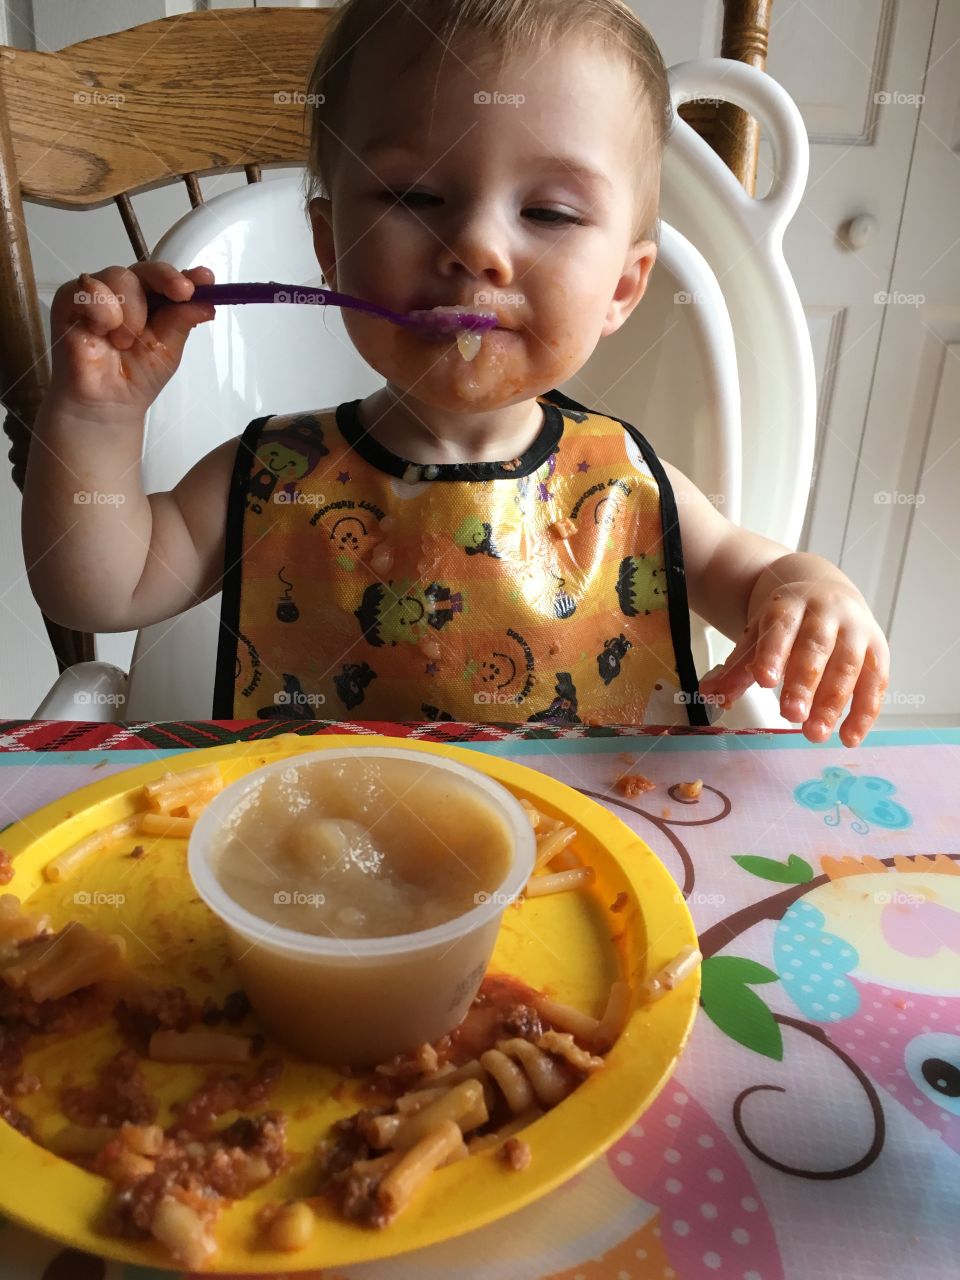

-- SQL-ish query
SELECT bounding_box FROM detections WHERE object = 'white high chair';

[34,59,815,728]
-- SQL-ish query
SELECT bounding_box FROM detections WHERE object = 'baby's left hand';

[698,580,889,746]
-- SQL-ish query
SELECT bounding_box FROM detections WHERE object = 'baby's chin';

[349,323,583,410]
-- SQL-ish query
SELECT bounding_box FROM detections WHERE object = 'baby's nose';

[436,214,513,285]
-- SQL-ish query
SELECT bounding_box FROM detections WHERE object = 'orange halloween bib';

[213,388,706,725]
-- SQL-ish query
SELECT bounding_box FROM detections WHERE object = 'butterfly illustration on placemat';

[794,766,911,834]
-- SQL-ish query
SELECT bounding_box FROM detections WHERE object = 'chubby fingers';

[748,589,808,688]
[108,261,213,350]
[51,269,125,343]
[799,629,865,742]
[697,619,759,706]
[778,606,840,728]
[838,643,889,747]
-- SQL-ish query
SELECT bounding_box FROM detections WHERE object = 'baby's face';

[310,28,658,413]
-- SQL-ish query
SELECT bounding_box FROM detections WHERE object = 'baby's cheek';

[525,323,592,385]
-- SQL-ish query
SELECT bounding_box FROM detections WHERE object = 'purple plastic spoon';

[145,281,498,341]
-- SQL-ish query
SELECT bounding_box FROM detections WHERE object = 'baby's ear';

[601,239,658,337]
[308,196,337,288]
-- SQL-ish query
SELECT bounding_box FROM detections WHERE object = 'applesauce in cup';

[188,746,536,1065]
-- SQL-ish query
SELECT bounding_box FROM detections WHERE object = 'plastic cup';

[188,746,536,1066]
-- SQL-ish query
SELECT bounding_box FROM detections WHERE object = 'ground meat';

[447,975,545,1061]
[10,1071,40,1095]
[104,1111,287,1241]
[0,980,110,1083]
[500,1136,532,1171]
[374,1042,438,1080]
[0,1022,27,1074]
[1,981,106,1035]
[500,1002,543,1041]
[169,1057,282,1138]
[114,987,197,1049]
[616,773,655,798]
[107,1161,215,1240]
[61,1049,159,1127]
[340,1168,392,1228]
[610,892,629,913]
[316,1109,387,1188]
[200,990,250,1027]
[217,1111,285,1162]
[0,1082,33,1136]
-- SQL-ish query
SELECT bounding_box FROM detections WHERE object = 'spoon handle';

[146,281,403,324]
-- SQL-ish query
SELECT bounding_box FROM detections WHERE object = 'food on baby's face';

[213,756,513,940]
[456,329,483,362]
[414,304,492,362]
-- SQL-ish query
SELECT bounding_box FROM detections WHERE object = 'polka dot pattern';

[606,1082,784,1279]
[774,901,859,1021]
[827,975,960,1154]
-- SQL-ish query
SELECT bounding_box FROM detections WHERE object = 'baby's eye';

[381,189,439,208]
[525,207,584,226]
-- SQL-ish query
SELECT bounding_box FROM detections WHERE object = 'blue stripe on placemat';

[0,727,958,765]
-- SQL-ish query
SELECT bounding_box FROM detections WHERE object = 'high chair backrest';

[123,57,813,721]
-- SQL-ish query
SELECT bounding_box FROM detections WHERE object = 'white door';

[841,0,960,727]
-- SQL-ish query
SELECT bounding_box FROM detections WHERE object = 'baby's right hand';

[48,262,216,418]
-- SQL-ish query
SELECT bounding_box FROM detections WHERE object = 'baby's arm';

[662,460,889,746]
[22,262,234,632]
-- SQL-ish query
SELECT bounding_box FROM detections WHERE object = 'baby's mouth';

[412,305,516,361]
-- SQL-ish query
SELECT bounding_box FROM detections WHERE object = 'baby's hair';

[302,0,672,244]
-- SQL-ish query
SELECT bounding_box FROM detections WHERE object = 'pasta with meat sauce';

[0,778,701,1262]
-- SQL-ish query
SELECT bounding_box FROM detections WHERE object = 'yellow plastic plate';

[0,734,699,1272]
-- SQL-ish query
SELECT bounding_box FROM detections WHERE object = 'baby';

[22,0,888,743]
